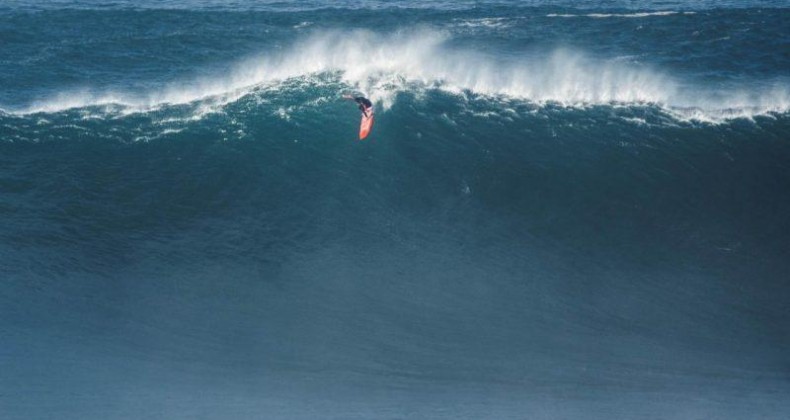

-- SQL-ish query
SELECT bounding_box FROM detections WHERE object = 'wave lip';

[5,29,787,123]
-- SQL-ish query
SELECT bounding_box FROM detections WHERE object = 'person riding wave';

[344,95,372,117]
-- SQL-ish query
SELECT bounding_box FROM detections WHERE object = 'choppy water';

[1,1,789,419]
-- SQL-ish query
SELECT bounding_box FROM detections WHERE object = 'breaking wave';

[5,30,788,122]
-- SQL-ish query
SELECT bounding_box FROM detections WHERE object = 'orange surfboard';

[359,107,374,140]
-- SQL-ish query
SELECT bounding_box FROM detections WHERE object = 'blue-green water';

[1,1,789,419]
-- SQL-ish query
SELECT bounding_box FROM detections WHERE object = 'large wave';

[8,29,789,122]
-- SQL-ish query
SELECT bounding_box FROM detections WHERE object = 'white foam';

[452,17,513,29]
[547,11,695,18]
[8,29,788,123]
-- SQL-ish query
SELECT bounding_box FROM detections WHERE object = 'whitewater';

[5,29,789,123]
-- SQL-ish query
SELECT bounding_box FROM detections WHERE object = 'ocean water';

[1,1,789,419]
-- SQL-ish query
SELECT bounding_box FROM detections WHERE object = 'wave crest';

[8,29,789,122]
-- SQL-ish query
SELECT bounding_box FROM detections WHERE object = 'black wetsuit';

[354,97,372,116]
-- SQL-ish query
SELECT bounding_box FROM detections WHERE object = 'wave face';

[2,2,790,419]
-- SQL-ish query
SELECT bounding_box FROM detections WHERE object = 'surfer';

[343,94,375,140]
[344,95,373,117]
